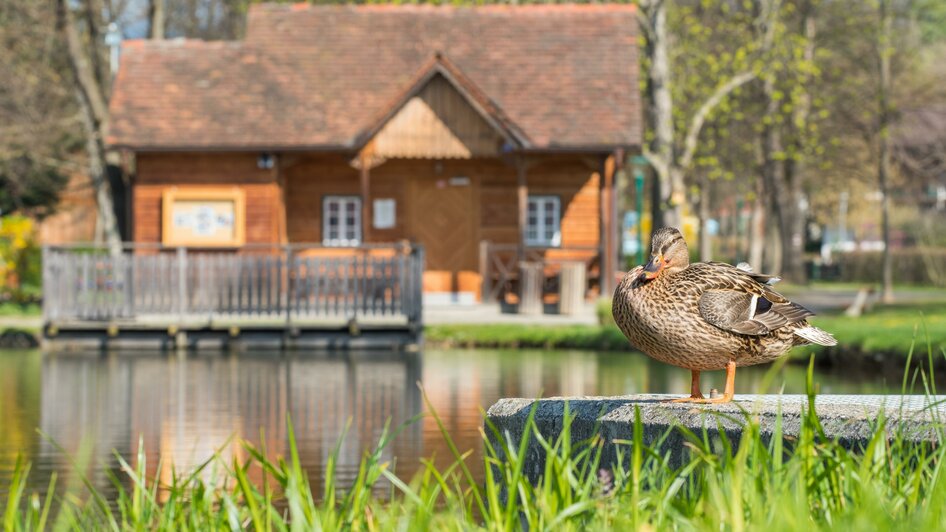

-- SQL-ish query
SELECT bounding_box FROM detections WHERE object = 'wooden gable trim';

[371,75,508,159]
[353,53,530,154]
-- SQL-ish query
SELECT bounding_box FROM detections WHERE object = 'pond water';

[0,348,908,501]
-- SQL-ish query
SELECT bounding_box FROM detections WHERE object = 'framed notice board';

[161,187,246,247]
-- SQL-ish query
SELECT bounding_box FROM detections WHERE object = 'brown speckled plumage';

[612,228,836,374]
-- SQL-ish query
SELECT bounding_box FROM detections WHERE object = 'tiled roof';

[107,4,640,151]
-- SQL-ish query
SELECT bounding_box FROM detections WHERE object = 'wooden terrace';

[41,243,424,351]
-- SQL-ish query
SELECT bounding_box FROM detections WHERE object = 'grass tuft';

[3,379,946,530]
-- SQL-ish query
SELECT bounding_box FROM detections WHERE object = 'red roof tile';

[107,4,641,152]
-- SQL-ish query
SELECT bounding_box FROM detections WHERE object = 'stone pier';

[486,395,946,477]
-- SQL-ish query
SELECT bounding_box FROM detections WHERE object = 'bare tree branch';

[149,0,165,39]
[56,0,109,131]
[679,70,757,170]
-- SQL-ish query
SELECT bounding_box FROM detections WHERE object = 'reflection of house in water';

[40,353,421,497]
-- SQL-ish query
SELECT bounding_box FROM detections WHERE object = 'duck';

[612,227,836,403]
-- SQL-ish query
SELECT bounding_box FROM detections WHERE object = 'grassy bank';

[3,383,946,530]
[427,302,946,362]
[0,301,40,318]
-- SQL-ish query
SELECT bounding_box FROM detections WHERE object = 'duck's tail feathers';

[794,326,837,346]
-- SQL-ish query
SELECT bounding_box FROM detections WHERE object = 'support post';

[360,157,371,244]
[599,155,616,296]
[517,157,528,263]
[275,153,288,245]
[632,155,648,266]
[479,240,490,303]
[609,155,619,290]
[177,246,187,322]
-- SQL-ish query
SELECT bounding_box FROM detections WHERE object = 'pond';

[0,348,908,501]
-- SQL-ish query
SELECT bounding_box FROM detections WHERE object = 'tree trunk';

[650,166,664,237]
[698,174,712,261]
[83,0,110,95]
[58,0,121,254]
[78,91,121,255]
[149,0,166,40]
[639,0,680,229]
[778,158,807,283]
[878,0,895,303]
[748,183,766,271]
[765,217,782,275]
[777,2,817,285]
[760,71,806,283]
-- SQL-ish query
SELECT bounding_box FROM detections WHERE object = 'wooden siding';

[133,152,602,295]
[134,153,282,245]
[372,75,503,159]
[37,172,97,244]
[480,157,600,263]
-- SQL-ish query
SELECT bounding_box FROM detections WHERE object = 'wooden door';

[411,176,478,294]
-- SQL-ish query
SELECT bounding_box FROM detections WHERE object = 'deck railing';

[42,243,424,327]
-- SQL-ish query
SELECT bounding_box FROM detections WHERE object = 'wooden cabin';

[106,3,642,306]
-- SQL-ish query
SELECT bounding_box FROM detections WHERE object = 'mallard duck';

[612,227,836,403]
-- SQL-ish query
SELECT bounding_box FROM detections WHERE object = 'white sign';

[171,201,235,238]
[373,199,396,229]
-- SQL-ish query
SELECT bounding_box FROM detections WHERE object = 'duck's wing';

[696,266,814,336]
[707,261,781,286]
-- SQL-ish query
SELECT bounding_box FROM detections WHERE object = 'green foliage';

[0,216,42,304]
[0,155,69,219]
[3,380,946,530]
[596,297,615,328]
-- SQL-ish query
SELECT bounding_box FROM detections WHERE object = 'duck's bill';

[641,254,663,280]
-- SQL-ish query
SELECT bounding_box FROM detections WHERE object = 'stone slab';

[486,395,946,478]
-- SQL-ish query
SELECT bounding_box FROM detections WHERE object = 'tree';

[757,0,821,282]
[56,0,122,253]
[636,0,766,230]
[821,0,944,300]
[876,0,894,302]
[0,1,78,219]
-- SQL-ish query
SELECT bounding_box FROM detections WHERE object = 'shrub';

[595,296,615,328]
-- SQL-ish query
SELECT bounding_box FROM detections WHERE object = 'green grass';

[426,323,630,350]
[3,368,946,531]
[0,301,40,317]
[428,301,946,362]
[805,302,946,357]
[779,281,946,295]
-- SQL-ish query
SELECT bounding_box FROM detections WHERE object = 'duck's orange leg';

[691,360,736,404]
[664,370,705,402]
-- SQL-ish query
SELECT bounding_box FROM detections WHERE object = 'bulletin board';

[161,187,246,247]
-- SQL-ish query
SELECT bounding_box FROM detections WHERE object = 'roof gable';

[108,4,641,152]
[362,54,528,159]
[371,72,502,159]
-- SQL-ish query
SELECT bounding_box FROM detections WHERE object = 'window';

[525,195,561,247]
[323,196,361,246]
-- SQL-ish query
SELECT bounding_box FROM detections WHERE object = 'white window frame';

[322,195,362,246]
[525,195,562,247]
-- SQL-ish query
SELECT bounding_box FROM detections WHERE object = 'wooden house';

[106,3,641,306]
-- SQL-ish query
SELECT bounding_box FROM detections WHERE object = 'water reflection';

[0,348,906,500]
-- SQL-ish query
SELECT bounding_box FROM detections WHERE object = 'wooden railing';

[479,241,599,304]
[42,243,424,327]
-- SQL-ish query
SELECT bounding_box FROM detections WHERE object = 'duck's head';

[640,227,689,281]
